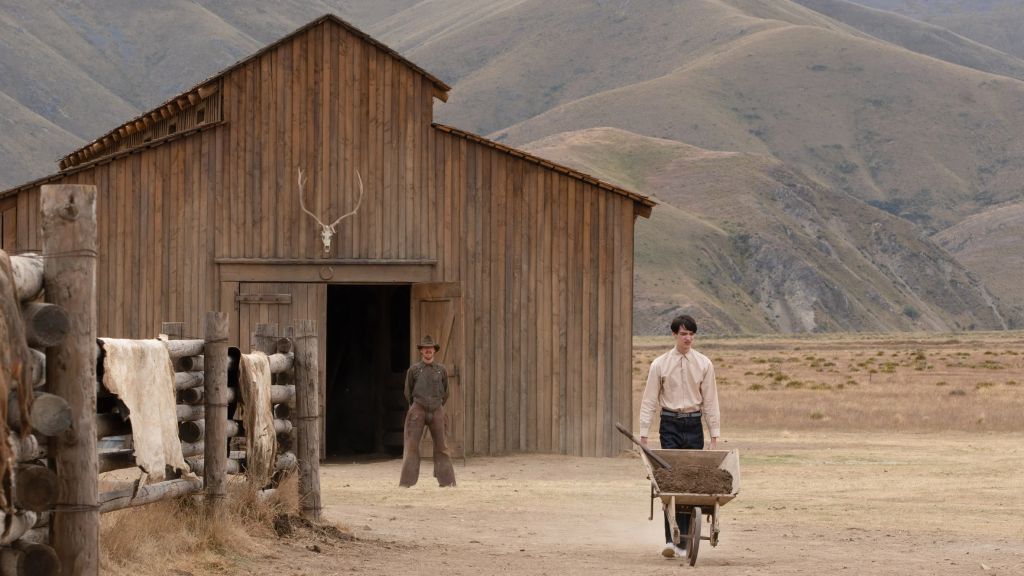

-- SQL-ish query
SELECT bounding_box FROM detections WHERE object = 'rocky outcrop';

[524,127,1014,335]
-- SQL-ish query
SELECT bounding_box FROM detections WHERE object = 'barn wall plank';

[0,18,644,457]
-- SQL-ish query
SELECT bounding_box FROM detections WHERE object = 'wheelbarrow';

[616,423,740,566]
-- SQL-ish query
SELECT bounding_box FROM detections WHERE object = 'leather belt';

[661,409,701,419]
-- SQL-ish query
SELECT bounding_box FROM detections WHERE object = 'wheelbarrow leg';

[666,496,681,546]
[710,501,720,547]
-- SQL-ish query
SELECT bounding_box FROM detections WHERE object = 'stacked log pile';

[0,252,67,576]
[97,322,302,494]
[0,185,93,575]
[1,184,321,575]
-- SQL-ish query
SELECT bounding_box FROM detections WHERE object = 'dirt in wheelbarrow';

[653,465,733,494]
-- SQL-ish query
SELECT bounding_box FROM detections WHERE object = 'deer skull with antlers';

[298,168,364,253]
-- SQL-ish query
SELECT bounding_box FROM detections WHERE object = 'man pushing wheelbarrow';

[635,314,730,561]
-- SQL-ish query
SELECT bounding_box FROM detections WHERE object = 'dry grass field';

[634,331,1024,435]
[97,333,1024,575]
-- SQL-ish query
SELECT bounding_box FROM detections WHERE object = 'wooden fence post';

[41,184,98,576]
[294,319,321,521]
[203,311,229,519]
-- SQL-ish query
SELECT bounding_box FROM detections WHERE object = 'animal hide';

[99,338,196,484]
[0,252,27,512]
[238,351,276,485]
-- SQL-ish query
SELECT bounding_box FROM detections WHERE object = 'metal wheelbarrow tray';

[638,448,741,566]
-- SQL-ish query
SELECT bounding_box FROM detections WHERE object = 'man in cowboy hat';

[399,334,457,487]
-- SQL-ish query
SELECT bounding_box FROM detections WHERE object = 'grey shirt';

[404,361,449,408]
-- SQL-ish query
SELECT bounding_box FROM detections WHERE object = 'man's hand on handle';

[640,436,648,448]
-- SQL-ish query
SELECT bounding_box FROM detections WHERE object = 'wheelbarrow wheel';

[687,506,701,566]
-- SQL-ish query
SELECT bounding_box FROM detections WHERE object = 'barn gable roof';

[433,124,656,209]
[2,16,653,214]
[52,14,451,173]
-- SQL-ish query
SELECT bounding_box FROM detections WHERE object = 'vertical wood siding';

[3,19,638,457]
[429,130,635,457]
[8,21,435,339]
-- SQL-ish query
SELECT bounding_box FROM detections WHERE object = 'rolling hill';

[524,128,1007,334]
[934,203,1024,324]
[847,1,1024,60]
[0,0,415,188]
[2,0,1023,333]
[791,0,1024,81]
[416,0,1024,234]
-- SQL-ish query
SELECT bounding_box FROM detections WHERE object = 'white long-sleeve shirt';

[639,347,720,438]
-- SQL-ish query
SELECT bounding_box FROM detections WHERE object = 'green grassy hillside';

[524,128,1010,334]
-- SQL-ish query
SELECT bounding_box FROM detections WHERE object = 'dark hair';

[671,314,698,334]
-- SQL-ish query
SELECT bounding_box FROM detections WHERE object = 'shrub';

[949,389,967,396]
[810,411,824,420]
[1007,380,1019,386]
[903,305,921,319]
[935,381,948,386]
[786,381,804,388]
[748,384,765,391]
[975,382,996,389]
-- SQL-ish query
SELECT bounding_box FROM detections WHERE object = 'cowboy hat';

[417,334,440,351]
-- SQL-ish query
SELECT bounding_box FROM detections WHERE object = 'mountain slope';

[0,1,415,188]
[847,1,1024,60]
[524,128,1009,334]
[394,0,867,138]
[491,21,1024,233]
[934,202,1024,323]
[793,0,1024,81]
[0,89,85,187]
[0,5,140,144]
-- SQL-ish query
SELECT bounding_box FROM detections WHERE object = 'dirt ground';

[226,430,1023,576]
[103,334,1024,574]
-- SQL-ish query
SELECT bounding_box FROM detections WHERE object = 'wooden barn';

[0,15,655,458]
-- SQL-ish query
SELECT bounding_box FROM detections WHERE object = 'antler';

[297,168,326,228]
[326,171,365,230]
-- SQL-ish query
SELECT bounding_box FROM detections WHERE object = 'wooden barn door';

[228,282,328,457]
[410,282,465,459]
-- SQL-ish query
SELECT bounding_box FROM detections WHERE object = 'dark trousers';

[659,414,704,545]
[399,402,456,487]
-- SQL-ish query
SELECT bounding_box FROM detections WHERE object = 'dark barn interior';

[324,285,410,457]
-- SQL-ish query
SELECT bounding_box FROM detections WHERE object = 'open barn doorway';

[324,285,410,457]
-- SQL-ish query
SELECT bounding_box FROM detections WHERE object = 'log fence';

[0,184,322,576]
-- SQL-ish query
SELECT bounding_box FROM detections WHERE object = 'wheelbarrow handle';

[615,422,672,470]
